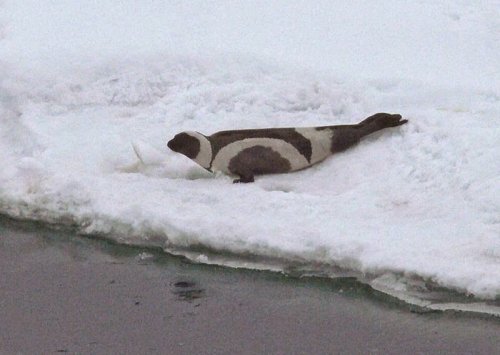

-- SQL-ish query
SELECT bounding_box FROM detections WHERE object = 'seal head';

[167,131,212,169]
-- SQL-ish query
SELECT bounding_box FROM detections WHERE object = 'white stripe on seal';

[184,131,212,169]
[294,127,333,164]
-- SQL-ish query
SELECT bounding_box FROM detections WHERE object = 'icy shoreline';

[1,56,499,299]
[1,1,499,300]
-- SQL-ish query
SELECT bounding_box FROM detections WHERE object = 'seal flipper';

[330,113,407,153]
[357,113,407,137]
[233,173,255,183]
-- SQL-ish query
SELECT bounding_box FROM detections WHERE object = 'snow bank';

[0,1,498,299]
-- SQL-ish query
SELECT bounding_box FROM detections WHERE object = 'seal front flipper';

[230,159,256,183]
[233,173,255,184]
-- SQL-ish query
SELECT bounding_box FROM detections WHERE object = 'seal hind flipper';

[358,113,408,136]
[330,113,406,153]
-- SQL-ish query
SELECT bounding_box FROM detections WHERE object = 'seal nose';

[167,139,175,151]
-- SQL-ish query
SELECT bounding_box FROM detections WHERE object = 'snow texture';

[0,1,499,298]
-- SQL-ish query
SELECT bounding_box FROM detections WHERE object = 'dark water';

[1,214,499,354]
[0,214,498,316]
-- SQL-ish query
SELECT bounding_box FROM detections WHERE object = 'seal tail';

[356,113,408,138]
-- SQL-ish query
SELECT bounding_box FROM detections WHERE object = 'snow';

[0,1,499,299]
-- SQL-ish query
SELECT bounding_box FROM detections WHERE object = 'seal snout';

[167,138,176,151]
[167,133,187,153]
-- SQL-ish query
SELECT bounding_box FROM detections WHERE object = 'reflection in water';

[172,280,205,302]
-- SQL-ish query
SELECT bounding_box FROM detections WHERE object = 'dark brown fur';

[167,133,200,159]
[228,146,292,183]
[322,113,407,153]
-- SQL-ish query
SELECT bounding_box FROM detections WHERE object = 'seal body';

[167,113,407,183]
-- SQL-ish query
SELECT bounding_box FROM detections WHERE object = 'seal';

[167,113,407,183]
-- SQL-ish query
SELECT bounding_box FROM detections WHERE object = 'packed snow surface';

[0,1,499,298]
